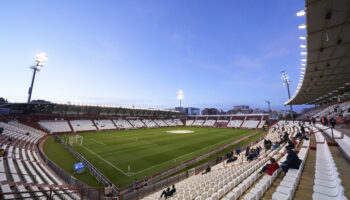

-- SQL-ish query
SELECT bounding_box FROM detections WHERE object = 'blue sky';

[0,0,311,112]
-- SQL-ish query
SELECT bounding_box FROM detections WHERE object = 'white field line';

[80,133,253,176]
[90,138,106,146]
[133,138,231,175]
[79,144,130,176]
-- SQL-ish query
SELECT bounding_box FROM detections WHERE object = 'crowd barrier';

[38,137,107,199]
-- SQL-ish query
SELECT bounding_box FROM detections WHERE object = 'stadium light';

[298,24,307,29]
[281,70,294,120]
[300,52,307,55]
[299,36,306,40]
[27,52,48,103]
[300,44,307,48]
[301,63,306,66]
[265,100,271,113]
[296,10,306,17]
[301,58,307,62]
[177,90,183,107]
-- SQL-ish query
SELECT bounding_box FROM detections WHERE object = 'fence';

[119,131,266,199]
[37,138,106,200]
[122,172,187,200]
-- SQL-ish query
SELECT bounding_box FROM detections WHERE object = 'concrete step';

[293,134,316,200]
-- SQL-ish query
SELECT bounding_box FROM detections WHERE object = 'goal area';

[68,135,83,146]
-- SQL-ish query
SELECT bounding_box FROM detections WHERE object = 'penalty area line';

[90,138,107,146]
[79,145,130,176]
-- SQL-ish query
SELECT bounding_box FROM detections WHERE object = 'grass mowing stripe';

[51,127,255,187]
[79,144,129,176]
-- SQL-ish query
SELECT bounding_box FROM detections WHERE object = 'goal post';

[69,135,83,146]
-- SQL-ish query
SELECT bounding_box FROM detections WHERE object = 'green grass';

[43,136,104,187]
[45,127,256,188]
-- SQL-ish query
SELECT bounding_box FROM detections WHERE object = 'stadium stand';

[142,121,300,200]
[94,120,117,130]
[241,120,260,129]
[227,120,243,128]
[128,119,145,128]
[142,119,158,128]
[114,119,134,129]
[192,120,205,126]
[202,120,216,127]
[185,120,194,126]
[38,120,72,133]
[0,121,81,199]
[153,119,168,127]
[174,119,184,126]
[70,120,97,132]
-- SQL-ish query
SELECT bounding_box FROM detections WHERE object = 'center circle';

[166,130,194,134]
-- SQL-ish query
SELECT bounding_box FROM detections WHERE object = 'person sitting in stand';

[283,132,289,142]
[258,158,280,175]
[160,187,171,198]
[280,146,302,173]
[202,165,211,175]
[0,148,7,158]
[227,153,238,163]
[236,146,242,156]
[245,146,250,158]
[169,185,176,196]
[264,139,272,151]
[287,139,295,150]
[271,142,280,151]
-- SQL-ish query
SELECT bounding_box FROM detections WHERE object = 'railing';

[120,131,267,199]
[37,139,106,200]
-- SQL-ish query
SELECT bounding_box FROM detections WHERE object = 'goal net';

[69,135,83,146]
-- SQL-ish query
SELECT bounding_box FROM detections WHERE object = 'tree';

[0,97,8,105]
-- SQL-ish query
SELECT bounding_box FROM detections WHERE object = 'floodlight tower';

[265,100,271,113]
[177,90,183,107]
[27,52,48,103]
[281,70,294,120]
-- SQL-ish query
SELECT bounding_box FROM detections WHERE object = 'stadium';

[1,0,350,200]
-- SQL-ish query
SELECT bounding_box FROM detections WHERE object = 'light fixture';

[27,52,48,103]
[296,10,306,17]
[299,36,306,40]
[301,58,307,62]
[300,44,307,48]
[301,52,307,55]
[298,24,307,29]
[301,63,306,66]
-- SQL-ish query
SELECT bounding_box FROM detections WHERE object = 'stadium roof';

[286,0,350,105]
[0,103,180,117]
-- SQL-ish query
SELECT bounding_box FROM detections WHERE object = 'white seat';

[272,192,290,200]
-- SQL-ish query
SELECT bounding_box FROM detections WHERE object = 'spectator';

[160,187,170,198]
[227,153,237,163]
[271,142,280,151]
[330,118,336,128]
[202,165,211,175]
[311,117,316,125]
[264,139,272,151]
[0,148,7,158]
[169,185,176,196]
[143,177,149,186]
[245,146,250,157]
[258,158,280,175]
[236,146,242,155]
[287,139,295,150]
[280,146,301,173]
[283,132,289,142]
[300,125,305,134]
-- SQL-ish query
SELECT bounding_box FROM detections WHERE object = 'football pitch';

[45,127,260,187]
